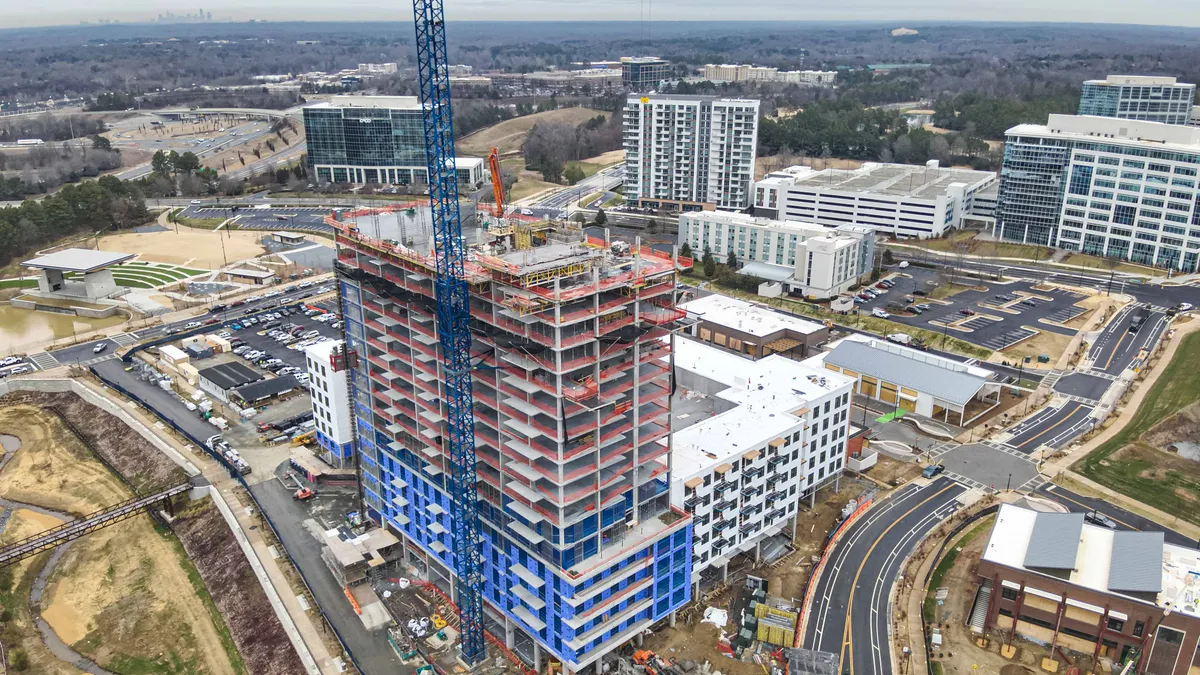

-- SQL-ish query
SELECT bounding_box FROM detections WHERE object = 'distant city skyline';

[4,0,1200,30]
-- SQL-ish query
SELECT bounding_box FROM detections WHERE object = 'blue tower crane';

[412,0,486,665]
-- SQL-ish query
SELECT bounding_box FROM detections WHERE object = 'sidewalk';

[1040,317,1200,542]
[76,375,343,674]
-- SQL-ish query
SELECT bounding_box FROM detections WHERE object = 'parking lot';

[220,296,343,377]
[854,266,1087,350]
[178,205,335,234]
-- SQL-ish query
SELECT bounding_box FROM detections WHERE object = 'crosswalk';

[1040,370,1065,390]
[109,332,140,347]
[944,470,988,491]
[27,352,60,370]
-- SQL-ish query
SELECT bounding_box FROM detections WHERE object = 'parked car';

[958,308,976,316]
[853,297,865,304]
[898,261,910,269]
[912,290,928,296]
[233,346,251,355]
[994,294,1013,302]
[1021,299,1037,307]
[921,464,945,479]
[915,303,932,311]
[1,356,22,367]
[906,305,922,314]
[1084,511,1118,529]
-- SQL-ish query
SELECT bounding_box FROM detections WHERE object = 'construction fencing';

[793,491,876,648]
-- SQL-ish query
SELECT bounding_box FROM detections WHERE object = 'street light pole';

[1006,473,1012,492]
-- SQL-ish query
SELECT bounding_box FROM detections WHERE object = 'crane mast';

[412,0,486,665]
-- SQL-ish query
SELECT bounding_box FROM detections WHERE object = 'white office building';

[997,114,1200,272]
[702,64,835,86]
[305,340,356,468]
[752,162,998,238]
[1078,75,1196,126]
[678,210,876,297]
[623,94,760,211]
[669,337,854,588]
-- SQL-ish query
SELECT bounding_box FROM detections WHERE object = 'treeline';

[759,98,1000,170]
[454,102,517,138]
[86,91,137,111]
[0,177,149,269]
[0,145,123,199]
[931,89,1080,139]
[523,114,620,183]
[0,114,107,143]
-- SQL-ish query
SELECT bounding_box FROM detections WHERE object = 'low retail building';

[679,294,828,360]
[808,336,1000,426]
[977,505,1200,675]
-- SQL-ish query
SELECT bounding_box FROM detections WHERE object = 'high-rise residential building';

[305,340,356,468]
[332,219,694,671]
[677,211,875,297]
[303,96,485,188]
[623,94,760,211]
[621,57,671,92]
[752,162,997,239]
[1078,75,1196,126]
[669,336,854,589]
[997,114,1200,272]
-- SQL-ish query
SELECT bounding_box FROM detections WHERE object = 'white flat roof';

[983,504,1200,619]
[670,338,853,478]
[1008,114,1200,152]
[20,248,135,273]
[680,294,825,337]
[320,95,421,110]
[228,268,275,279]
[757,162,996,200]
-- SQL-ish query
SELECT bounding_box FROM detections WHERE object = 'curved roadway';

[805,477,965,675]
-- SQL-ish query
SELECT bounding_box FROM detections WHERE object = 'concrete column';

[835,475,840,493]
[505,616,515,650]
[534,643,542,672]
[754,540,761,563]
[636,633,644,647]
[810,488,816,508]
[722,561,728,581]
[693,579,700,599]
[791,516,798,541]
[669,610,677,628]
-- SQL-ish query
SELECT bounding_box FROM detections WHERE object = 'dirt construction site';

[0,390,304,674]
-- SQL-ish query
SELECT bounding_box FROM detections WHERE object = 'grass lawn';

[509,177,559,202]
[1061,253,1159,276]
[923,516,994,623]
[565,160,607,179]
[680,272,993,360]
[173,215,227,230]
[0,278,37,289]
[1076,331,1200,524]
[113,278,157,289]
[929,282,980,300]
[601,194,625,208]
[171,267,209,277]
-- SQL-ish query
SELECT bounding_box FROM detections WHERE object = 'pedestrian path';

[27,352,60,370]
[110,333,140,347]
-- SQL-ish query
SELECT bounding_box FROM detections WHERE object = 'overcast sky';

[5,0,1200,29]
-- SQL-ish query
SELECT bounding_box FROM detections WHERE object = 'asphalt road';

[1034,483,1197,548]
[805,478,964,675]
[1003,400,1095,453]
[1053,373,1113,401]
[250,479,403,675]
[40,282,334,369]
[1087,305,1169,376]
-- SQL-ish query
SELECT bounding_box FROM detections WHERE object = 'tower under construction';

[332,216,695,672]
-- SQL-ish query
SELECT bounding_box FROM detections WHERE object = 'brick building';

[975,505,1200,675]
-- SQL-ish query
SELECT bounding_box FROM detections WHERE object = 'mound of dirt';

[1143,401,1200,458]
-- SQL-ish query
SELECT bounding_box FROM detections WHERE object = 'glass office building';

[1078,75,1196,126]
[997,114,1200,272]
[303,95,484,187]
[621,57,671,92]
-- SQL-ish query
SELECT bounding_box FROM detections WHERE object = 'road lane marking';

[840,483,959,675]
[1101,328,1129,370]
[1011,403,1084,451]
